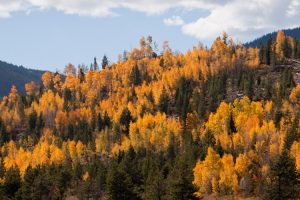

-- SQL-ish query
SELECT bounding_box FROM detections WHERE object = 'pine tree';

[106,163,135,200]
[259,44,267,64]
[17,166,37,200]
[267,37,275,66]
[200,129,216,159]
[164,157,197,200]
[157,87,169,114]
[265,150,300,200]
[192,89,206,118]
[78,67,85,83]
[103,111,111,128]
[93,57,99,71]
[283,117,299,150]
[0,118,8,146]
[119,107,132,135]
[282,38,292,59]
[143,169,165,200]
[129,64,142,86]
[102,55,109,69]
[3,168,21,198]
[175,77,191,127]
[97,113,103,131]
[28,110,38,131]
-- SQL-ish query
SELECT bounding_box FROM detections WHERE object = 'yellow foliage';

[1,130,86,177]
[41,71,53,89]
[193,147,222,196]
[291,141,300,170]
[82,171,89,181]
[129,112,182,152]
[235,153,249,177]
[219,154,239,195]
[275,30,285,61]
[290,84,300,104]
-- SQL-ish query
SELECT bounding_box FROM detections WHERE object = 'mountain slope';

[0,60,44,97]
[245,27,300,47]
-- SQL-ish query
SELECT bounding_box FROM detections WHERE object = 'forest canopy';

[0,31,300,199]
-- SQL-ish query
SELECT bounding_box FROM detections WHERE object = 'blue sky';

[0,8,204,72]
[0,0,299,72]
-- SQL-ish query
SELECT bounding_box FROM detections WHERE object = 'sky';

[0,0,300,72]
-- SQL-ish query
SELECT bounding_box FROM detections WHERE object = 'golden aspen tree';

[15,147,31,176]
[162,41,173,68]
[55,111,69,135]
[235,153,249,177]
[129,112,181,152]
[41,71,53,89]
[8,85,19,104]
[3,140,18,170]
[275,30,285,61]
[219,154,239,195]
[290,84,300,104]
[53,73,62,91]
[193,147,222,196]
[64,63,76,77]
[25,81,37,96]
[245,48,260,68]
[291,141,300,170]
[49,144,65,164]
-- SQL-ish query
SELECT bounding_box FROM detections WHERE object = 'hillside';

[245,27,300,47]
[0,32,300,199]
[0,60,44,97]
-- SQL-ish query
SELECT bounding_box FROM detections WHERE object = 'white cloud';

[0,0,29,18]
[1,0,300,43]
[182,0,300,42]
[164,16,184,26]
[0,0,227,17]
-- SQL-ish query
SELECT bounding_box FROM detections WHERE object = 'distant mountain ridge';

[0,60,44,97]
[245,27,300,47]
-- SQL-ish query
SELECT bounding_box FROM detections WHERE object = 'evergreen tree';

[259,44,267,64]
[244,72,254,99]
[93,57,99,71]
[267,37,275,66]
[279,68,294,98]
[129,64,142,86]
[3,168,21,198]
[75,120,92,144]
[119,107,132,135]
[17,166,37,200]
[265,150,300,200]
[164,157,197,200]
[263,78,272,99]
[167,133,176,162]
[192,89,206,118]
[97,113,103,131]
[106,163,136,200]
[103,111,111,128]
[78,67,85,83]
[283,117,299,150]
[157,87,169,114]
[143,169,165,200]
[282,38,292,59]
[28,110,38,131]
[200,129,216,160]
[175,77,191,127]
[228,113,237,134]
[0,118,8,146]
[102,55,109,69]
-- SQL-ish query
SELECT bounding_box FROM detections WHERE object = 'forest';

[0,30,300,199]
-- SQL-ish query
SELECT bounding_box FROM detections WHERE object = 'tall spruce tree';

[265,150,300,200]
